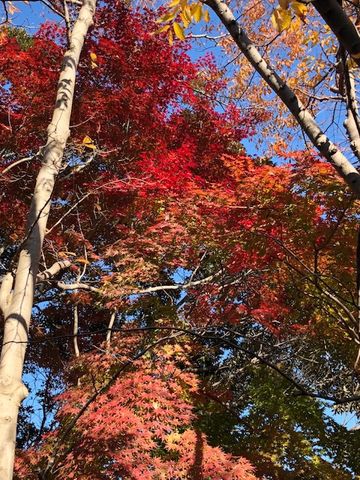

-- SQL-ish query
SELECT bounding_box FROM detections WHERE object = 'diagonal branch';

[312,0,360,68]
[343,58,360,160]
[205,0,360,196]
[37,260,71,282]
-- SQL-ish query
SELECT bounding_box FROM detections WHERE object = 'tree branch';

[37,260,71,282]
[205,0,360,196]
[312,0,360,68]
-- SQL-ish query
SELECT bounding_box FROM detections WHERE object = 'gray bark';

[344,69,360,160]
[313,0,360,68]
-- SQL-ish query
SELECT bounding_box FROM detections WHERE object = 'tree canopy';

[1,0,360,479]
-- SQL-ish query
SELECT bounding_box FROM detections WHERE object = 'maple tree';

[0,0,360,479]
[157,0,360,191]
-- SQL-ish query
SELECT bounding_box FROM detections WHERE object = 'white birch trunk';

[106,311,116,351]
[0,1,96,478]
[344,70,360,160]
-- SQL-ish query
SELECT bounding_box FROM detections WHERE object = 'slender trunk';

[73,305,81,387]
[73,306,80,359]
[205,0,360,197]
[343,67,360,160]
[0,1,96,478]
[106,311,116,351]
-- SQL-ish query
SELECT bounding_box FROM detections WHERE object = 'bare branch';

[56,281,100,293]
[1,153,39,176]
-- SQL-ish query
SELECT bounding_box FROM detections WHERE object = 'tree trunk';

[0,1,96,478]
[313,0,360,67]
[205,0,360,197]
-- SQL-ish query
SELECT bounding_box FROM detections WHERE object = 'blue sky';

[3,0,359,443]
[5,1,58,28]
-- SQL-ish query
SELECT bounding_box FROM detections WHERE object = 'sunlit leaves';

[291,1,307,20]
[173,21,185,40]
[270,6,291,32]
[191,2,202,22]
[81,135,96,150]
[156,0,211,42]
[270,0,308,32]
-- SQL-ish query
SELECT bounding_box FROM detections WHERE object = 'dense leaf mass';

[1,1,360,479]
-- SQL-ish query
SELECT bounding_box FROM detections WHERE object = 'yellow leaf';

[152,24,171,35]
[291,1,307,19]
[289,16,301,32]
[168,0,180,6]
[156,10,177,23]
[182,4,192,23]
[203,8,210,22]
[168,29,174,46]
[270,7,292,32]
[192,2,202,22]
[89,52,98,68]
[173,21,185,40]
[180,12,190,28]
[82,135,96,150]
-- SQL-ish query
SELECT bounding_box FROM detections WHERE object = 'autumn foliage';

[1,0,360,479]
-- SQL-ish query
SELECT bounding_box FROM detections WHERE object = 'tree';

[15,337,258,479]
[0,0,96,477]
[0,2,260,477]
[157,0,360,192]
[1,0,360,479]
